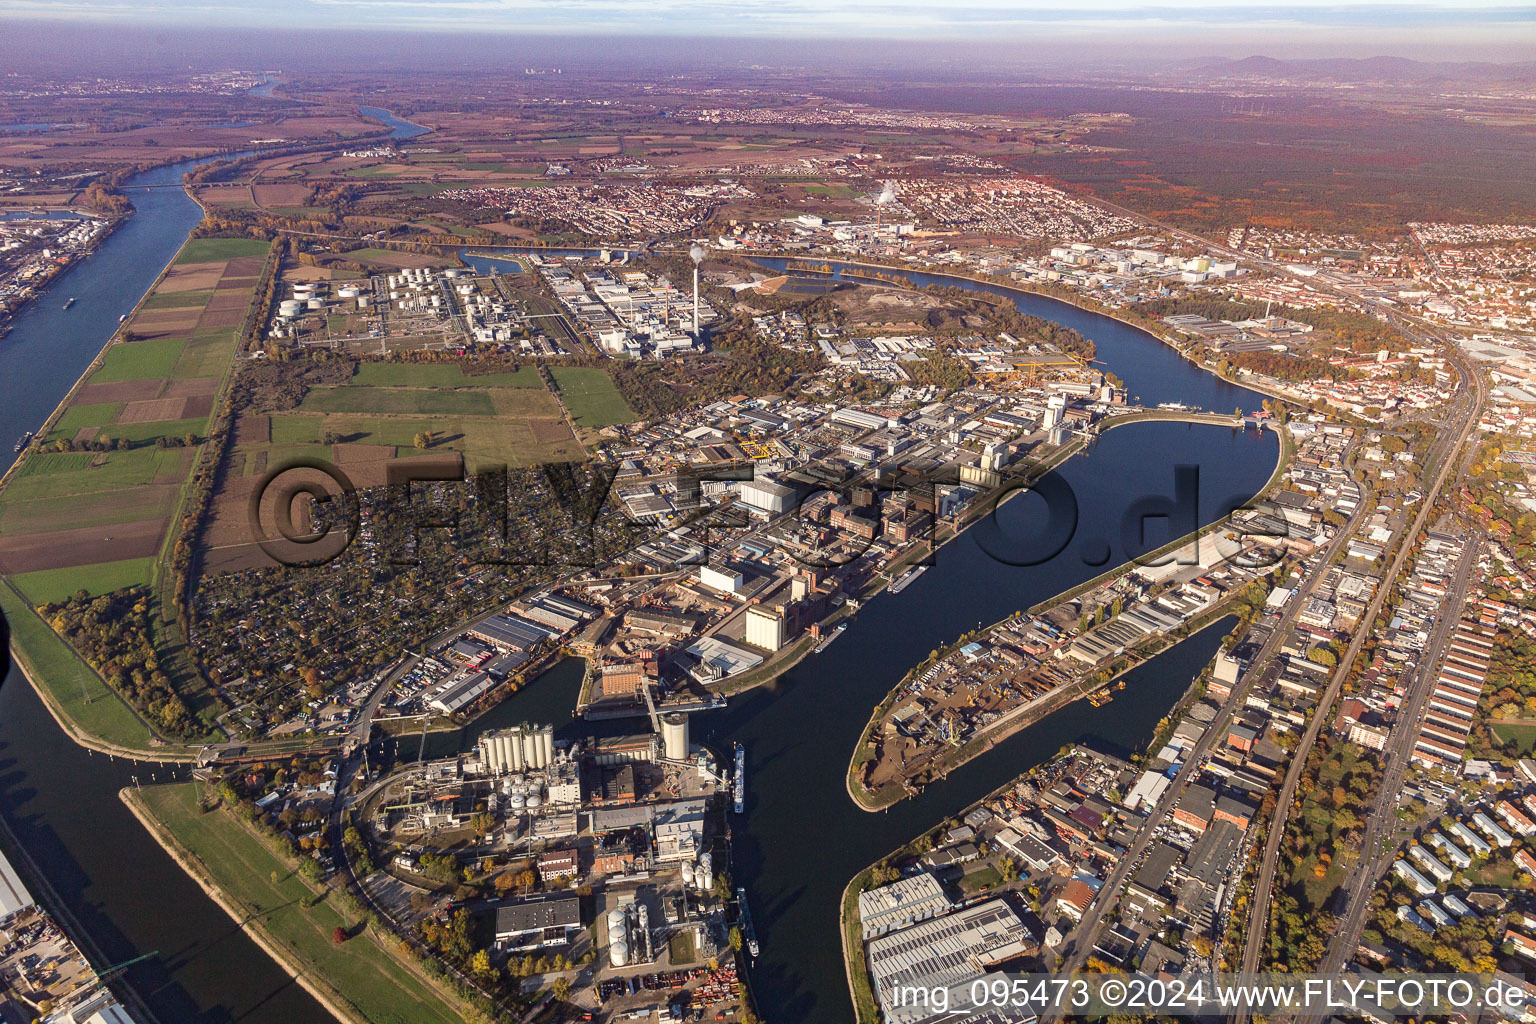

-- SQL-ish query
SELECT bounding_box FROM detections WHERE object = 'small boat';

[13,431,34,453]
[118,313,127,323]
[62,297,76,310]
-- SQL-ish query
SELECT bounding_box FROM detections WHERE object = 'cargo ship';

[813,621,847,653]
[887,565,926,594]
[736,888,760,958]
[733,743,744,814]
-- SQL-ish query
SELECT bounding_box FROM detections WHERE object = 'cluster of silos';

[607,908,629,968]
[480,724,555,774]
[660,713,689,761]
[682,853,713,894]
[607,905,652,968]
[499,773,544,811]
[386,268,442,312]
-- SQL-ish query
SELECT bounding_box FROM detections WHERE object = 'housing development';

[2,15,1536,1024]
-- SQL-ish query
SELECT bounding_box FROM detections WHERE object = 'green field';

[9,557,158,604]
[1492,722,1536,755]
[549,366,635,429]
[174,237,270,264]
[171,333,236,379]
[90,338,186,383]
[269,414,321,445]
[301,386,497,416]
[141,289,214,310]
[0,581,155,749]
[47,402,123,439]
[134,784,468,1024]
[6,449,182,500]
[0,486,178,536]
[350,363,543,388]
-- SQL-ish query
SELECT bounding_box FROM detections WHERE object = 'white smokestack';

[689,245,705,336]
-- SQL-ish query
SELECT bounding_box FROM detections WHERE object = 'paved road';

[1319,532,1483,973]
[1237,346,1485,995]
[1046,442,1364,1003]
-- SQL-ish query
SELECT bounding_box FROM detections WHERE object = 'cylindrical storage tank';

[661,714,689,761]
[356,296,369,308]
[609,941,628,968]
[681,863,696,887]
[539,728,554,768]
[388,290,400,300]
[430,296,441,307]
[457,284,473,295]
[306,298,323,310]
[444,268,461,278]
[508,792,525,809]
[526,792,542,809]
[387,275,399,288]
[697,866,712,892]
[509,734,525,772]
[338,286,362,298]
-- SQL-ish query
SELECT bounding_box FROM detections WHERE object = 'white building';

[744,605,785,652]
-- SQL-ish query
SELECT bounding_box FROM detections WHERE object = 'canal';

[1,126,1275,1024]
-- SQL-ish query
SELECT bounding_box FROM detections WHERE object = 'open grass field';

[0,486,180,537]
[6,449,183,500]
[45,402,122,441]
[9,557,157,604]
[133,784,469,1024]
[173,237,270,264]
[140,289,214,310]
[350,363,543,387]
[549,366,636,429]
[300,386,498,416]
[1492,721,1536,756]
[89,337,186,383]
[0,581,156,749]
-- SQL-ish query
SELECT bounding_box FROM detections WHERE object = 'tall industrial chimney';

[693,265,700,336]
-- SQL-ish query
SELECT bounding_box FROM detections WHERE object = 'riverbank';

[845,585,1258,812]
[0,225,255,756]
[840,414,1286,812]
[122,782,475,1024]
[751,253,1297,409]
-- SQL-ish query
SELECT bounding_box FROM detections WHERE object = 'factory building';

[480,724,556,773]
[867,900,1037,1024]
[494,893,583,951]
[858,872,952,939]
[745,604,786,652]
[736,478,797,515]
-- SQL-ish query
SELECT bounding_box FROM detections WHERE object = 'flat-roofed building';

[858,872,952,939]
[867,900,1036,1024]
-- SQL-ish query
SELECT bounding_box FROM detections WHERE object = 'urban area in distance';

[1,4,1536,1024]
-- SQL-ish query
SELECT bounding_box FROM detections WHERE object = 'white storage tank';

[609,940,628,968]
[338,286,362,299]
[661,714,689,761]
[682,863,695,887]
[306,298,323,310]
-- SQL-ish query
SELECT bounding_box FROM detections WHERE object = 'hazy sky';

[5,0,1534,41]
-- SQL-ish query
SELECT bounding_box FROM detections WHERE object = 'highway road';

[1045,438,1364,1006]
[1236,342,1486,996]
[1319,531,1483,973]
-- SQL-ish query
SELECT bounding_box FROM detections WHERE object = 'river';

[0,107,430,1024]
[1,114,1275,1023]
